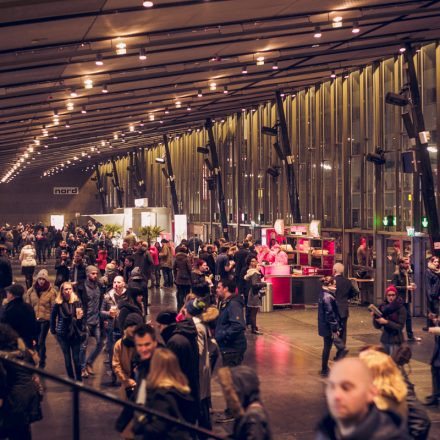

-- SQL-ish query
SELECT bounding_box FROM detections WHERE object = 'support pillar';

[110,157,124,208]
[163,134,180,215]
[93,164,107,214]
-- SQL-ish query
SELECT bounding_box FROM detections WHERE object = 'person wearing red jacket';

[149,243,160,288]
[96,245,108,275]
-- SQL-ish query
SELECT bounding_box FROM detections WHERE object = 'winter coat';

[315,405,410,440]
[128,275,148,297]
[173,252,192,286]
[244,268,266,308]
[24,283,57,321]
[218,366,272,440]
[199,251,216,275]
[215,294,247,353]
[19,245,37,267]
[1,297,37,348]
[81,280,103,326]
[334,275,358,318]
[235,249,250,282]
[117,300,144,331]
[50,300,84,341]
[191,269,211,297]
[54,259,71,287]
[159,244,173,268]
[100,288,128,332]
[149,246,159,266]
[425,262,440,302]
[318,288,342,338]
[391,270,413,303]
[373,297,406,346]
[193,316,211,400]
[112,333,136,398]
[161,320,200,420]
[133,387,194,440]
[0,341,42,429]
[0,255,12,289]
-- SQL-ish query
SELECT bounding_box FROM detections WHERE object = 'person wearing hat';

[372,285,407,356]
[0,244,13,300]
[24,269,57,368]
[112,312,144,399]
[156,309,200,423]
[1,284,38,349]
[117,287,145,332]
[128,266,149,313]
[79,265,104,378]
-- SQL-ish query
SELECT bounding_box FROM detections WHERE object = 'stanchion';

[261,282,273,312]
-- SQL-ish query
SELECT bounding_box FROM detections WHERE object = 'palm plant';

[139,225,164,246]
[99,223,123,238]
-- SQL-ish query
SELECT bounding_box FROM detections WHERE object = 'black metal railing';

[0,354,224,440]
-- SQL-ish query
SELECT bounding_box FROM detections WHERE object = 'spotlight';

[330,71,336,78]
[81,106,87,114]
[332,16,343,28]
[149,114,155,121]
[197,146,210,154]
[155,157,165,164]
[165,108,170,114]
[175,101,182,108]
[197,89,203,97]
[266,166,280,178]
[352,22,360,33]
[313,27,322,38]
[95,53,103,66]
[70,89,78,98]
[256,56,265,66]
[272,62,278,70]
[129,125,135,132]
[399,47,406,53]
[209,82,216,91]
[385,92,409,107]
[143,1,154,7]
[84,78,93,89]
[366,146,386,165]
[223,86,228,94]
[66,101,74,110]
[261,126,278,136]
[139,48,147,60]
[102,84,108,93]
[242,66,248,74]
[116,41,126,55]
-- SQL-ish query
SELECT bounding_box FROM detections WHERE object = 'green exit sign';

[422,216,428,228]
[383,215,397,227]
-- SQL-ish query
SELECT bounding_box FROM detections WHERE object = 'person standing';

[50,282,85,381]
[1,284,38,350]
[95,244,108,275]
[149,242,160,288]
[199,245,216,276]
[235,242,250,298]
[215,247,235,282]
[70,252,87,299]
[34,229,46,265]
[54,249,71,288]
[173,245,192,311]
[372,285,406,356]
[128,267,149,313]
[244,258,266,335]
[24,269,57,368]
[424,315,440,407]
[159,239,174,287]
[392,257,420,341]
[191,259,213,303]
[333,263,358,345]
[79,266,104,378]
[424,256,440,330]
[0,245,13,299]
[19,242,37,290]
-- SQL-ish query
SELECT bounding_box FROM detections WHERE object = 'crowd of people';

[0,221,439,439]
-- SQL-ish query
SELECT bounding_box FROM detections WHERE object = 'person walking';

[333,263,359,345]
[50,282,85,381]
[117,287,145,331]
[372,285,406,356]
[24,269,57,368]
[318,276,348,377]
[424,256,440,330]
[19,242,37,290]
[34,229,46,265]
[173,245,192,311]
[392,257,419,341]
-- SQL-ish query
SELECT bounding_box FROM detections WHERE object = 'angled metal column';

[110,157,124,208]
[93,163,107,214]
[275,90,301,223]
[404,44,440,250]
[205,118,229,241]
[133,150,146,198]
[162,134,180,215]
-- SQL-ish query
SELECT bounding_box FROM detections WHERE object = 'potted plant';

[100,223,123,238]
[139,225,164,247]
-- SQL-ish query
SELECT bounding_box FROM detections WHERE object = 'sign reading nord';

[53,187,79,195]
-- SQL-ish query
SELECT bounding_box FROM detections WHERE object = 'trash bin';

[261,282,273,313]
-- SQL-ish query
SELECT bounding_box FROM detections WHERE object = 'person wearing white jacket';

[20,242,37,289]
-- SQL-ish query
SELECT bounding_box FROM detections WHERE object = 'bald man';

[316,358,410,439]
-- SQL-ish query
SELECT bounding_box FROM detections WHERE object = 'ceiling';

[1,0,440,182]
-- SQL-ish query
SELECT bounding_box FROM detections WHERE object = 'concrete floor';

[8,257,440,439]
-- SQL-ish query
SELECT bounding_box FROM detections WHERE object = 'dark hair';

[392,345,412,367]
[6,284,25,298]
[242,241,249,249]
[124,256,135,264]
[0,323,19,350]
[219,246,229,254]
[193,259,205,268]
[134,324,156,341]
[218,278,236,293]
[429,256,438,263]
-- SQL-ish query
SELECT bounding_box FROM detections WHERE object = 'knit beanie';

[185,298,206,316]
[86,265,99,275]
[156,310,177,325]
[35,269,49,282]
[385,285,397,294]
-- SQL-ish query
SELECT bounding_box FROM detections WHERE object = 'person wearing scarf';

[24,269,57,368]
[372,285,406,356]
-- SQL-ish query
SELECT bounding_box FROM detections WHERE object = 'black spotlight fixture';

[366,146,386,165]
[205,177,215,191]
[266,166,280,178]
[261,125,278,136]
[197,146,210,154]
[385,92,409,107]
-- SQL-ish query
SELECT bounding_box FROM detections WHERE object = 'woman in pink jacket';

[149,244,160,288]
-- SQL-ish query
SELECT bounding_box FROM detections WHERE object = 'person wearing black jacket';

[333,263,359,344]
[0,245,13,299]
[424,256,440,330]
[1,284,37,349]
[128,267,149,312]
[54,250,71,288]
[118,287,145,331]
[156,310,200,423]
[191,259,213,303]
[173,246,192,311]
[70,252,87,298]
[199,245,216,276]
[235,242,250,298]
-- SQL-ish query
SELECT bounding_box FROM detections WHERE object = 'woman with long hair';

[133,348,194,439]
[50,282,84,381]
[359,349,408,420]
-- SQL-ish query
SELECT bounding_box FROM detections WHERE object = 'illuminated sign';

[53,187,78,195]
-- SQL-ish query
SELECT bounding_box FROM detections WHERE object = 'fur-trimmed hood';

[200,306,219,324]
[218,366,260,417]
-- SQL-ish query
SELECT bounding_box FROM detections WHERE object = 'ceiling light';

[223,86,228,94]
[165,108,170,114]
[143,1,154,7]
[242,66,248,74]
[70,89,78,98]
[53,110,58,118]
[54,119,59,126]
[332,16,343,28]
[333,16,343,22]
[155,157,165,164]
[34,138,40,145]
[187,105,191,111]
[139,48,147,60]
[272,62,278,70]
[314,26,322,38]
[197,89,203,97]
[149,114,155,121]
[81,106,87,114]
[331,71,336,78]
[66,101,74,110]
[28,146,34,152]
[399,47,406,53]
[175,101,182,108]
[102,84,108,93]
[84,78,93,89]
[209,82,216,91]
[90,146,95,152]
[116,41,126,55]
[352,22,360,34]
[101,140,106,147]
[344,72,349,79]
[113,133,118,140]
[65,121,70,128]
[24,153,29,158]
[256,56,265,66]
[95,53,103,66]
[129,124,135,132]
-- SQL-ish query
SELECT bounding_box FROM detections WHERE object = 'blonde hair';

[359,349,407,412]
[147,348,190,394]
[55,282,79,304]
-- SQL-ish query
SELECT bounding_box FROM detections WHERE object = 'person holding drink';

[50,281,85,381]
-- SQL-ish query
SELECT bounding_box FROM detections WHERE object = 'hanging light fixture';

[81,106,87,114]
[272,62,279,70]
[314,26,322,38]
[209,82,216,91]
[95,53,103,66]
[175,101,182,108]
[66,101,74,110]
[70,89,78,98]
[352,21,360,34]
[102,84,108,93]
[139,48,147,60]
[143,1,154,7]
[84,78,93,89]
[197,89,203,97]
[149,114,155,121]
[116,40,126,55]
[256,56,265,66]
[223,86,228,94]
[330,70,336,78]
[242,66,248,74]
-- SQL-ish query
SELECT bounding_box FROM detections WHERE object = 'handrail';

[0,353,225,440]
